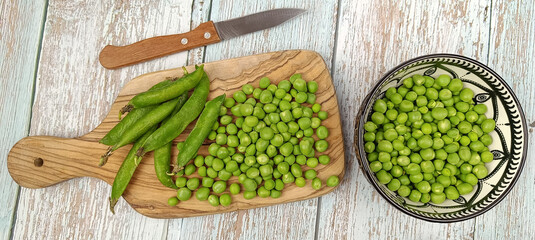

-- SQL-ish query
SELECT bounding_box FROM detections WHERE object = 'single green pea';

[291,108,303,119]
[473,104,488,114]
[219,194,232,206]
[448,78,464,92]
[376,170,392,184]
[168,197,179,206]
[282,172,295,183]
[176,188,192,201]
[390,93,403,104]
[318,111,328,120]
[426,88,439,100]
[326,175,340,187]
[224,97,236,108]
[194,187,210,201]
[311,104,322,114]
[202,177,214,188]
[409,189,422,202]
[399,100,414,112]
[315,140,329,152]
[457,183,474,195]
[459,88,474,102]
[233,90,247,103]
[212,181,227,194]
[186,178,200,190]
[239,84,253,95]
[242,191,256,200]
[481,151,493,163]
[416,181,431,193]
[277,80,291,92]
[387,179,401,191]
[256,186,270,197]
[242,178,258,191]
[430,192,446,204]
[298,117,312,130]
[398,185,411,197]
[472,164,489,179]
[295,177,306,187]
[290,164,303,178]
[481,119,496,133]
[274,88,287,99]
[259,77,271,89]
[373,99,387,113]
[294,92,307,103]
[293,78,308,92]
[310,177,322,190]
[445,186,460,200]
[280,110,293,123]
[307,93,317,104]
[258,90,273,104]
[307,81,319,93]
[207,194,220,206]
[436,74,451,87]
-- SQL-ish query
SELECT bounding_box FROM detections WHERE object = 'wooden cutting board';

[7,50,345,218]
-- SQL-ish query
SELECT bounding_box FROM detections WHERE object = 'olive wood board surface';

[7,50,345,218]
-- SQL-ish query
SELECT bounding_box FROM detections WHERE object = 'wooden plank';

[0,1,47,239]
[474,1,535,239]
[317,0,491,239]
[178,1,339,239]
[11,0,192,238]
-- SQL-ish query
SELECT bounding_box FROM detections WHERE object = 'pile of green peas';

[363,74,496,204]
[168,74,340,207]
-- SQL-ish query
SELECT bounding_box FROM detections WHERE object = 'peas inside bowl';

[354,54,528,223]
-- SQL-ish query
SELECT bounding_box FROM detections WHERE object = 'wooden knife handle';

[7,136,117,188]
[99,21,221,69]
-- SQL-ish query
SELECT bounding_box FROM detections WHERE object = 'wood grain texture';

[176,1,339,239]
[317,0,490,239]
[99,21,221,69]
[7,50,345,218]
[0,1,47,239]
[474,1,535,239]
[11,1,193,239]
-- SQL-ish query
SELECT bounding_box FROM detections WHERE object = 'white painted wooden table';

[1,0,534,239]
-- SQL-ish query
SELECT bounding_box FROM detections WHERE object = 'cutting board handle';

[7,136,114,189]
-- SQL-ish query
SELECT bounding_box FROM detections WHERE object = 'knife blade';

[99,8,306,69]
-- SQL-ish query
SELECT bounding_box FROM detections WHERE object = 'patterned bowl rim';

[353,53,528,223]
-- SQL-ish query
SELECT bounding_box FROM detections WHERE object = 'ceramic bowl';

[354,54,528,222]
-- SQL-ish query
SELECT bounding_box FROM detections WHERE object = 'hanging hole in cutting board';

[34,158,44,167]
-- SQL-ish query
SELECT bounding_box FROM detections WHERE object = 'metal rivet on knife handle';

[204,32,211,39]
[181,38,188,45]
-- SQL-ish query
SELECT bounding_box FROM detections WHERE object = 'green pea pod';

[174,94,225,173]
[118,67,190,118]
[103,76,186,146]
[138,73,210,154]
[153,142,175,189]
[100,106,156,146]
[125,65,204,109]
[167,93,189,119]
[152,92,189,189]
[100,97,181,166]
[109,125,157,214]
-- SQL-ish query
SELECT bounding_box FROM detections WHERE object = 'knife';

[99,8,306,69]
